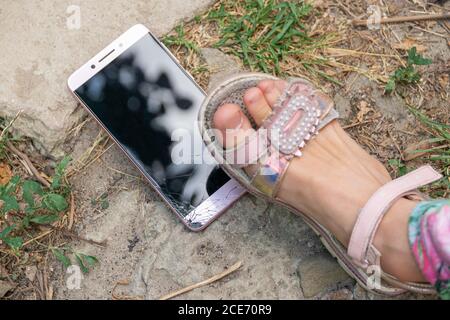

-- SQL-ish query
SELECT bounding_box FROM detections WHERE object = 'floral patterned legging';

[409,199,450,300]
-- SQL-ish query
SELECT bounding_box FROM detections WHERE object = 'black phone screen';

[74,33,229,216]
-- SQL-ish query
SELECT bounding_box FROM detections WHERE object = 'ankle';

[375,198,425,281]
[375,198,416,251]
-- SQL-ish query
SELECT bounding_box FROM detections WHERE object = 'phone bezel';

[67,24,245,231]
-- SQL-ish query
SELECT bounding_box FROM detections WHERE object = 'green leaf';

[24,205,35,215]
[0,195,19,214]
[29,214,59,225]
[385,47,432,94]
[79,254,98,267]
[51,156,71,189]
[52,249,71,268]
[398,165,408,176]
[385,78,395,93]
[22,180,43,208]
[22,215,30,228]
[3,236,23,251]
[407,46,417,64]
[100,199,109,210]
[3,175,20,196]
[42,194,68,212]
[75,253,89,274]
[0,225,14,238]
[407,47,432,66]
[0,224,22,250]
[395,65,421,84]
[388,159,408,176]
[388,159,400,166]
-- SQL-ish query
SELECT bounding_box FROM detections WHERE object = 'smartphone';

[68,24,245,231]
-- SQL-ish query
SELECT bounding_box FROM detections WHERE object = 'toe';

[243,87,272,126]
[257,80,286,107]
[213,103,253,149]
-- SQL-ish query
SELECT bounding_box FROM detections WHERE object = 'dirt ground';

[1,0,449,300]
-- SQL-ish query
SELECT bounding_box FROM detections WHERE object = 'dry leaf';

[393,38,427,53]
[25,266,38,282]
[46,285,54,300]
[356,101,372,122]
[438,74,449,89]
[404,140,432,161]
[0,162,12,185]
[0,280,16,298]
[312,0,328,9]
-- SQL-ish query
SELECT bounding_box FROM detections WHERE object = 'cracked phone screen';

[74,33,229,216]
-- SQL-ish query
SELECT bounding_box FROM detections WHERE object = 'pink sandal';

[198,72,443,296]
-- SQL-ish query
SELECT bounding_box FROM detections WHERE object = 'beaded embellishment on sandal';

[262,80,322,157]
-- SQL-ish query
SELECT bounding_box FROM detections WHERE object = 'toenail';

[245,88,261,103]
[261,82,274,92]
[228,109,244,130]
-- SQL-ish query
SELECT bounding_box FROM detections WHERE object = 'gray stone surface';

[297,252,351,298]
[0,0,214,156]
[319,288,353,300]
[201,48,244,92]
[348,73,410,127]
[334,93,352,120]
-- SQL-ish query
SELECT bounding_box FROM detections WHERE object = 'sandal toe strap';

[225,78,339,198]
[348,165,442,268]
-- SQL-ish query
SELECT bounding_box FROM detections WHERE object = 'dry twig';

[112,279,145,300]
[388,130,405,161]
[6,141,50,188]
[59,229,107,248]
[352,13,450,27]
[0,110,22,141]
[158,261,243,300]
[68,192,75,231]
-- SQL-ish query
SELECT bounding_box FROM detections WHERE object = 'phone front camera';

[91,64,96,69]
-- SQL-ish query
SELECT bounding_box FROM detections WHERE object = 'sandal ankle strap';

[347,165,442,268]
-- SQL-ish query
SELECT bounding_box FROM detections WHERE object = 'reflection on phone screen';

[74,34,229,216]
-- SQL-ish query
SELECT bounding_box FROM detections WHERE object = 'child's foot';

[213,79,425,282]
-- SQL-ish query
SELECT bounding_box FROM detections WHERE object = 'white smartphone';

[68,24,245,231]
